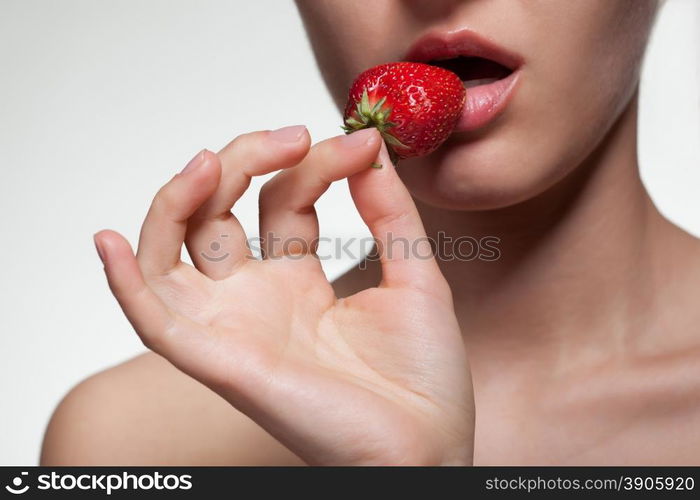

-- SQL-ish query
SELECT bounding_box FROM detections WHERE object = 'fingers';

[96,228,278,412]
[136,150,221,276]
[186,126,311,279]
[258,128,381,258]
[96,229,228,380]
[347,142,449,295]
[95,230,186,353]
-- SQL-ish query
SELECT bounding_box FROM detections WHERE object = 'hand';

[94,126,474,465]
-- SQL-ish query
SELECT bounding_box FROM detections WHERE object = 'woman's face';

[296,0,659,210]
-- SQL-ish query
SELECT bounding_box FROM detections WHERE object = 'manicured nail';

[269,125,306,143]
[94,234,106,264]
[180,149,207,174]
[341,128,377,148]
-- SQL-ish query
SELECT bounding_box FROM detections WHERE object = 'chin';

[396,134,562,212]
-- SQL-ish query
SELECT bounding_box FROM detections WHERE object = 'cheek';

[299,0,411,102]
[528,0,655,150]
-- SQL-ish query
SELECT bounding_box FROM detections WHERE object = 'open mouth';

[404,28,523,132]
[425,56,514,90]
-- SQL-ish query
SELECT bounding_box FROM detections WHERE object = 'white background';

[0,0,698,465]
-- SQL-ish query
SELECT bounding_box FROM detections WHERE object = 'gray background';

[0,0,698,465]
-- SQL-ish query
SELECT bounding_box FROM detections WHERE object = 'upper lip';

[403,27,524,71]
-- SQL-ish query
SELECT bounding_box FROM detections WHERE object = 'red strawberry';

[342,62,466,164]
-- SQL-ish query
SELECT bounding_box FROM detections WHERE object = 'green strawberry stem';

[343,88,404,166]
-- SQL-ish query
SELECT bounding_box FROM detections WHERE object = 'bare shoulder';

[40,352,304,465]
[641,223,700,461]
[622,223,700,462]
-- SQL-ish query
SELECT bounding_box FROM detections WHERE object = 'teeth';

[463,78,499,89]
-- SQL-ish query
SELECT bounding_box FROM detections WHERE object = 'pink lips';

[457,70,521,132]
[404,28,524,133]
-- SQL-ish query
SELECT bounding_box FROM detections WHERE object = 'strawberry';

[342,62,466,164]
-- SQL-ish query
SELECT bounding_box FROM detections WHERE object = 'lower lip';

[454,69,521,133]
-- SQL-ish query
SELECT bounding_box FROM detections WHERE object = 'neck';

[416,90,662,357]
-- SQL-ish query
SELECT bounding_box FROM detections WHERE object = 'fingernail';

[340,128,377,148]
[94,234,106,264]
[181,149,207,174]
[269,125,306,143]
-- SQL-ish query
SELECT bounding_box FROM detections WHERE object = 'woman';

[41,0,700,465]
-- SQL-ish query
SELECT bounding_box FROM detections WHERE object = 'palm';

[97,129,473,465]
[148,254,470,464]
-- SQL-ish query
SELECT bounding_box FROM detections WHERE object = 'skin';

[41,0,700,465]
